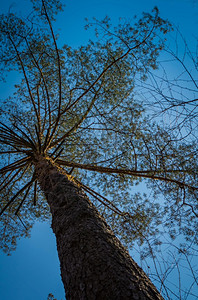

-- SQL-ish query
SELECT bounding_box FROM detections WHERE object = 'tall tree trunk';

[35,156,164,300]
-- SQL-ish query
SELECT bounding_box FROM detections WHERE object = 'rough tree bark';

[35,155,164,300]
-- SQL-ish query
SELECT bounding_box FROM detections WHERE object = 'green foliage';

[0,0,197,272]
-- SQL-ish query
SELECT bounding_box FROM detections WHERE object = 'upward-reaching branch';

[48,84,103,149]
[24,36,52,141]
[7,35,40,129]
[41,0,62,147]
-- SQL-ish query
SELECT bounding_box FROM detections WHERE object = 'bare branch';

[0,157,31,174]
[0,175,36,216]
[15,185,31,215]
[56,159,198,190]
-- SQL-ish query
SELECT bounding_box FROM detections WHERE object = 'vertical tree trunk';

[35,156,164,300]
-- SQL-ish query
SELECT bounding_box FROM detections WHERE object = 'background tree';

[137,28,198,138]
[131,25,198,299]
[0,0,197,299]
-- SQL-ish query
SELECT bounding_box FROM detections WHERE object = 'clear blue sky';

[0,0,198,299]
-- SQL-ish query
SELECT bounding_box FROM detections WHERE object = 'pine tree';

[0,1,197,299]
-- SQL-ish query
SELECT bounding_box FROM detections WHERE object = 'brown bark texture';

[35,156,164,300]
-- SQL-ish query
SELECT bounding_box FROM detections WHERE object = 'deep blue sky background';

[0,0,198,299]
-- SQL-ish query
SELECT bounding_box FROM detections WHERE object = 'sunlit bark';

[35,156,163,300]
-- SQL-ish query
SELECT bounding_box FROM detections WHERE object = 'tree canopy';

[0,0,197,298]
